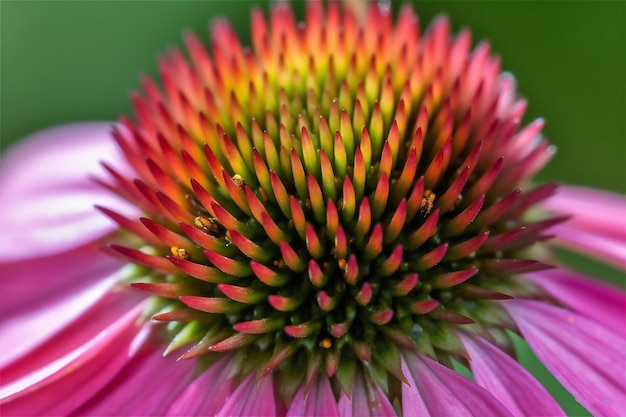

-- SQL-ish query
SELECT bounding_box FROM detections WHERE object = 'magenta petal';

[542,185,626,268]
[0,272,129,374]
[71,343,196,416]
[523,269,625,335]
[543,185,626,242]
[504,299,626,417]
[0,123,135,262]
[338,368,397,417]
[166,356,237,416]
[215,373,277,417]
[401,352,512,417]
[0,277,110,369]
[287,374,340,417]
[459,333,564,417]
[0,304,144,416]
[0,242,123,318]
[549,224,625,269]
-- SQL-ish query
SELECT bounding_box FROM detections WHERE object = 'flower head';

[1,2,624,417]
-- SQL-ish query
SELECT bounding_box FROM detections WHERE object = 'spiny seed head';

[102,2,556,396]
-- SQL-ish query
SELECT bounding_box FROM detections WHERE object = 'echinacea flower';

[1,1,624,416]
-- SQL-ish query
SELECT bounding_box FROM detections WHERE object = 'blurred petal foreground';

[1,2,625,416]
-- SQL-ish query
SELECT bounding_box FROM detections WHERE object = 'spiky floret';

[102,1,555,398]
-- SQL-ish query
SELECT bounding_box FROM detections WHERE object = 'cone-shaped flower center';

[104,2,554,392]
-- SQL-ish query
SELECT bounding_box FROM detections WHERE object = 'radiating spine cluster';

[101,1,555,394]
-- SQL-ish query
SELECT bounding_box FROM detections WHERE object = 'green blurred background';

[2,1,624,194]
[1,1,624,416]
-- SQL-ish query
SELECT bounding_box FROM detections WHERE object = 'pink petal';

[166,355,237,416]
[0,242,123,323]
[401,352,512,417]
[549,224,625,269]
[0,272,140,376]
[459,333,564,417]
[0,122,135,262]
[0,280,108,369]
[0,304,145,416]
[287,374,340,417]
[504,299,626,417]
[542,185,626,242]
[523,268,625,335]
[71,342,196,416]
[215,373,277,417]
[338,368,397,417]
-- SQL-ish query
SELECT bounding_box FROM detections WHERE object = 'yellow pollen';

[320,338,332,349]
[170,246,190,260]
[194,216,224,236]
[194,216,211,231]
[232,174,245,190]
[273,259,286,268]
[338,259,347,269]
[419,189,436,216]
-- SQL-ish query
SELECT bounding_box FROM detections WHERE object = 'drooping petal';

[338,368,397,417]
[0,304,145,416]
[543,185,626,241]
[287,374,340,417]
[523,269,625,335]
[548,223,625,269]
[504,299,626,417]
[0,122,135,262]
[459,333,564,417]
[542,185,626,268]
[0,241,123,321]
[166,355,237,416]
[215,373,277,417]
[401,352,512,417]
[0,272,142,378]
[70,343,196,416]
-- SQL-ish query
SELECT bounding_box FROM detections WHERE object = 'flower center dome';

[103,2,554,393]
